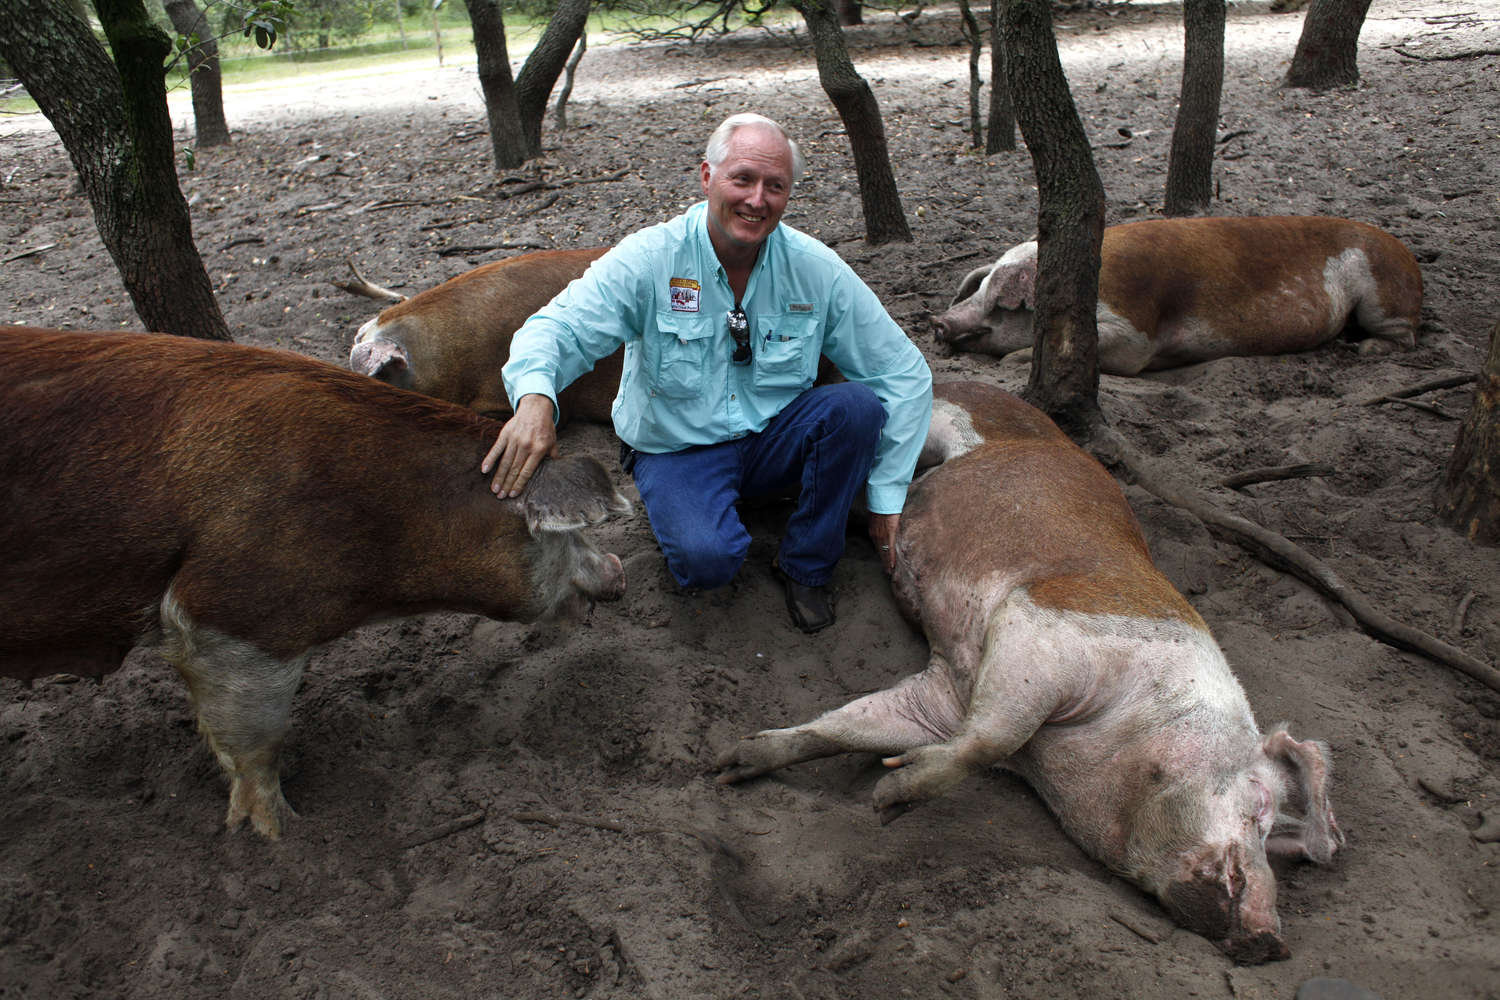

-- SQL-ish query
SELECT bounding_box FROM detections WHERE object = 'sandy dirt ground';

[2,1,1499,997]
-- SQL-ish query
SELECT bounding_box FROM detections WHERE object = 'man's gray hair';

[704,113,805,185]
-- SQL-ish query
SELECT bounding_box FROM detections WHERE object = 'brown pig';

[931,216,1422,374]
[1,327,631,839]
[349,247,622,422]
[718,382,1342,963]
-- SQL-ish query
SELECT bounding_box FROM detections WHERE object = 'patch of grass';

[8,5,787,115]
[1,95,41,117]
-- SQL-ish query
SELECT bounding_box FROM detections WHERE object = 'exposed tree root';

[1220,463,1335,490]
[1091,426,1500,693]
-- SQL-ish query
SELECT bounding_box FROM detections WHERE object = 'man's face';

[700,124,793,259]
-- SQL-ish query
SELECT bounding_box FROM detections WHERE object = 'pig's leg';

[716,655,968,784]
[1352,308,1416,355]
[159,594,304,839]
[872,617,1062,822]
[1094,305,1154,375]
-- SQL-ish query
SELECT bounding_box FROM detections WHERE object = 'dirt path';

[2,2,1498,998]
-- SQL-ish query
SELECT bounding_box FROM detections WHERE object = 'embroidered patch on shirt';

[669,277,701,312]
[788,302,815,313]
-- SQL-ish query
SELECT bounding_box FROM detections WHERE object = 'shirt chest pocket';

[753,312,819,391]
[651,313,716,399]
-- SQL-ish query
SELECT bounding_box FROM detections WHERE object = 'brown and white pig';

[1,327,631,839]
[717,381,1342,963]
[349,246,623,422]
[932,216,1422,374]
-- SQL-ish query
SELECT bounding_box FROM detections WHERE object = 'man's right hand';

[482,393,559,498]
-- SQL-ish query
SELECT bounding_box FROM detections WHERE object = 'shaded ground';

[3,1,1499,997]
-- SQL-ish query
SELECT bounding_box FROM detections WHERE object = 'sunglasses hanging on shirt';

[728,306,751,365]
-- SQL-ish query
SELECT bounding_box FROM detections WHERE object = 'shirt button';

[730,393,736,400]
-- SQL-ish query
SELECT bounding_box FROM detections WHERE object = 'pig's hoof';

[715,736,780,784]
[716,730,839,784]
[225,778,296,839]
[876,800,916,826]
[873,746,966,818]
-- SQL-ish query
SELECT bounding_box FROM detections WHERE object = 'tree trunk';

[791,0,911,245]
[1164,0,1224,216]
[163,0,231,147]
[1000,0,1105,435]
[514,0,591,153]
[0,0,230,340]
[837,0,862,26]
[1436,320,1500,545]
[1284,0,1373,91]
[958,0,983,149]
[462,0,528,169]
[393,0,408,49]
[986,0,1016,153]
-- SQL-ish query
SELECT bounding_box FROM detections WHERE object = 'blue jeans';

[629,382,886,590]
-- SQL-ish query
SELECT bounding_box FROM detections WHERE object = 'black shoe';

[777,569,835,634]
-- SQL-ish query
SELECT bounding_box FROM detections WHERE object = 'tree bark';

[553,32,587,132]
[985,0,1016,153]
[514,0,591,153]
[1436,320,1500,545]
[0,0,230,340]
[1285,0,1373,91]
[462,0,529,169]
[791,0,912,245]
[958,0,983,149]
[1001,0,1104,435]
[163,0,231,147]
[836,0,862,26]
[1164,0,1223,216]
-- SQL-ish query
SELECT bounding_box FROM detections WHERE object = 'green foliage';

[242,0,296,47]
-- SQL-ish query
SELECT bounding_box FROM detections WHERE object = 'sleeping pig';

[717,381,1342,963]
[932,215,1422,374]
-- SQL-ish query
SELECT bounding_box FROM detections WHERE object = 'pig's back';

[902,383,1200,625]
[0,328,502,671]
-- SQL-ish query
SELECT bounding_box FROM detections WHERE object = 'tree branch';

[1220,463,1335,490]
[330,259,406,302]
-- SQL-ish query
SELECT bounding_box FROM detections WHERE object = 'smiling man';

[484,113,932,633]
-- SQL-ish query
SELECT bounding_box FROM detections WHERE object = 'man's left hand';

[868,513,900,574]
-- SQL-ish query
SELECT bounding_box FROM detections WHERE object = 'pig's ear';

[1263,726,1344,864]
[989,256,1036,312]
[950,263,994,308]
[519,455,633,535]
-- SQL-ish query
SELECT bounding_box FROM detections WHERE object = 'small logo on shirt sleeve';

[669,278,701,312]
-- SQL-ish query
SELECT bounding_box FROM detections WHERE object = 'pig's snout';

[536,535,627,621]
[593,551,626,602]
[1164,866,1289,965]
[349,338,414,388]
[928,313,965,358]
[1221,928,1291,965]
[930,312,957,344]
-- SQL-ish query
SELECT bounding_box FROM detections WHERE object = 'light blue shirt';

[502,201,933,514]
